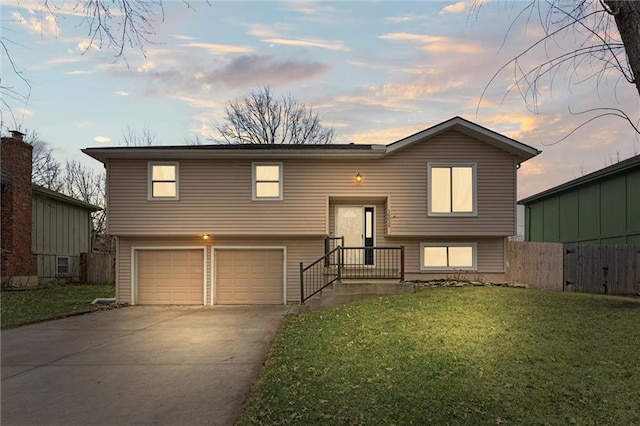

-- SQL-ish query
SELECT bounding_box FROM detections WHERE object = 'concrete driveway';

[1,305,292,426]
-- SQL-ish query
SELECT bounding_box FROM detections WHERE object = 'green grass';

[1,284,116,328]
[240,287,640,425]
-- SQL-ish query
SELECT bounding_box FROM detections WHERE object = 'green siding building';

[519,155,640,244]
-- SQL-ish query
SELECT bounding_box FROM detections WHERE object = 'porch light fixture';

[202,234,211,240]
[355,173,362,183]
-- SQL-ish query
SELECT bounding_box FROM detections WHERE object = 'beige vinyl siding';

[107,130,517,238]
[117,236,323,304]
[31,193,93,283]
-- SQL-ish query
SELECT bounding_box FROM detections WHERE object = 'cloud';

[441,1,469,14]
[94,136,110,143]
[137,61,156,73]
[115,91,130,96]
[261,37,348,51]
[76,40,100,52]
[182,42,254,54]
[169,95,222,110]
[170,34,195,41]
[204,54,330,89]
[345,125,426,144]
[11,11,59,37]
[335,94,417,113]
[248,24,280,38]
[64,70,94,75]
[284,1,337,15]
[379,32,480,54]
[518,160,546,176]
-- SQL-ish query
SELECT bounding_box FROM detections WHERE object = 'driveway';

[1,305,292,426]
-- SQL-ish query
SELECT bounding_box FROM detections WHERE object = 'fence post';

[299,262,305,304]
[400,246,405,282]
[337,248,343,282]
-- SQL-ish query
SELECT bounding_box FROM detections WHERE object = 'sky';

[2,0,639,200]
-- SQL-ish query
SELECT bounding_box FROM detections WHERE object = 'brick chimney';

[1,131,38,288]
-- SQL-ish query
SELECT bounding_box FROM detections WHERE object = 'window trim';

[56,256,71,275]
[427,163,477,217]
[420,242,478,271]
[252,162,283,201]
[148,162,179,201]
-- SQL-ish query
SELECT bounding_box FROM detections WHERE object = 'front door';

[336,206,375,265]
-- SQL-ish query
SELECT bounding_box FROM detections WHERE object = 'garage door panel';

[216,249,284,304]
[137,249,204,305]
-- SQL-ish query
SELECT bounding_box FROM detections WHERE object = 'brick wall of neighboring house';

[1,132,38,288]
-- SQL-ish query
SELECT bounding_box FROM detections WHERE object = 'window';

[57,256,70,275]
[428,164,476,216]
[253,163,283,200]
[149,162,178,200]
[420,243,476,270]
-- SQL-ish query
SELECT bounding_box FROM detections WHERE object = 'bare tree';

[121,125,157,146]
[476,1,640,136]
[63,160,107,241]
[27,132,65,192]
[216,86,335,145]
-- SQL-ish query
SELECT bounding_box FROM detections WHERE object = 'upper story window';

[252,163,283,201]
[428,163,476,216]
[149,162,179,200]
[420,243,477,271]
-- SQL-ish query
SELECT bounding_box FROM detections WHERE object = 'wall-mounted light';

[202,234,211,240]
[355,173,362,183]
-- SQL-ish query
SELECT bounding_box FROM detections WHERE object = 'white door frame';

[334,205,376,265]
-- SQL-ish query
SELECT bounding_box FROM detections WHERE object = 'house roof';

[386,116,540,160]
[518,154,640,205]
[82,116,540,163]
[32,184,102,212]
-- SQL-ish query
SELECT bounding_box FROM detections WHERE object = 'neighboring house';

[519,155,640,244]
[1,132,100,287]
[32,184,101,283]
[82,116,539,305]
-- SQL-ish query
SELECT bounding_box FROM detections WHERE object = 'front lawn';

[1,284,116,328]
[240,287,640,425]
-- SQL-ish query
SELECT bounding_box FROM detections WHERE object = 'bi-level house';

[83,117,539,305]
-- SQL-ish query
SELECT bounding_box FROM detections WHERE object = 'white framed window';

[148,162,179,200]
[57,256,70,275]
[420,243,477,271]
[428,163,476,216]
[252,162,283,200]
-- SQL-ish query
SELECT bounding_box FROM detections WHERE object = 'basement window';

[420,243,477,271]
[57,256,70,275]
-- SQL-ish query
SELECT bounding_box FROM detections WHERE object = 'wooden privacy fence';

[506,241,640,295]
[80,252,115,285]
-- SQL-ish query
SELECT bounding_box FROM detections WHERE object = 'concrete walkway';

[1,305,292,426]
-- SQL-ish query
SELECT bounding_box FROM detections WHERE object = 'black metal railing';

[300,244,404,304]
[324,236,344,266]
[300,246,342,303]
[339,246,404,279]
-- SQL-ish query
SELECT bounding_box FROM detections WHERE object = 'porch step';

[298,281,415,312]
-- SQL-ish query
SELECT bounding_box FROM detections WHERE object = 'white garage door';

[137,249,204,304]
[216,249,284,304]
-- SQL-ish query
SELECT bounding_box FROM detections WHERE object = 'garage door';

[137,249,204,304]
[216,249,284,304]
